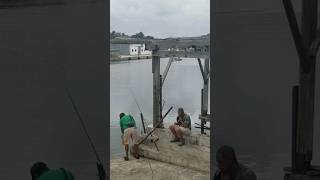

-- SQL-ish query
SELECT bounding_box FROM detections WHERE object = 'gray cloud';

[110,0,210,38]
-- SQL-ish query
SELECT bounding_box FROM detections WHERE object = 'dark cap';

[30,162,49,180]
[119,113,125,119]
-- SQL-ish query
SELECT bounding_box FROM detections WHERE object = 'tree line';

[110,31,154,39]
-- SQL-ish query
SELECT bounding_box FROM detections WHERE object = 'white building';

[111,43,152,57]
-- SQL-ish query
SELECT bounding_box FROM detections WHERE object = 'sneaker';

[124,156,129,161]
[170,138,180,143]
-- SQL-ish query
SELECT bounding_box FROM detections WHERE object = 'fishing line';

[58,63,107,180]
[128,87,155,178]
[128,88,147,133]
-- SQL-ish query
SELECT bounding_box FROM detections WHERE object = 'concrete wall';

[111,44,130,55]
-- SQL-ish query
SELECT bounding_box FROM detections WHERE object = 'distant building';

[110,43,152,56]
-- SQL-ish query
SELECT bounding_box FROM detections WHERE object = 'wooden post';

[203,58,209,114]
[152,48,162,128]
[201,58,210,134]
[292,86,299,172]
[295,0,318,173]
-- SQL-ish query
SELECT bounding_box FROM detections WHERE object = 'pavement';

[110,128,210,180]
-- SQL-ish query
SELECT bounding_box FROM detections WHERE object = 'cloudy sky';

[110,0,210,38]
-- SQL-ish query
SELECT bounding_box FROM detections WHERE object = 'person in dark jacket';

[214,146,257,180]
[30,162,74,180]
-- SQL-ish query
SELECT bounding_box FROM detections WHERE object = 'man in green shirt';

[119,113,139,161]
[30,162,74,180]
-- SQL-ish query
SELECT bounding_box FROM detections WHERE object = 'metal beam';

[153,50,210,59]
[145,38,209,51]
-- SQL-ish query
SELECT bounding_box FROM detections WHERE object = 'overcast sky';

[110,0,210,38]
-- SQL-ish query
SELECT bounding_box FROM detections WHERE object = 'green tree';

[131,32,145,39]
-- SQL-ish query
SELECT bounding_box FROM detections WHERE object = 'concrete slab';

[110,158,209,180]
[284,174,320,180]
[110,128,210,180]
[138,128,210,173]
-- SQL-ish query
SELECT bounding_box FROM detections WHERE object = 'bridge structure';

[283,0,320,179]
[145,38,211,135]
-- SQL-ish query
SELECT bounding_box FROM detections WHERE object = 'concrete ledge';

[138,128,210,173]
[110,158,209,180]
[284,173,320,180]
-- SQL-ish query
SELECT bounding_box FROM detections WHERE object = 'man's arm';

[181,115,191,128]
[120,119,124,134]
[176,116,182,126]
[129,115,136,127]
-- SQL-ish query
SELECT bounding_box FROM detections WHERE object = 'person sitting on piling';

[214,145,257,180]
[30,162,74,180]
[169,107,191,146]
[119,112,139,161]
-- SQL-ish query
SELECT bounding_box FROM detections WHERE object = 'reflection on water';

[110,58,206,158]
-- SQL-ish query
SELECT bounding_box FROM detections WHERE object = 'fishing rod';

[128,89,157,179]
[65,87,107,180]
[138,106,173,145]
[129,89,147,134]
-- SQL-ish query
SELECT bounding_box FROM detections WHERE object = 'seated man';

[30,162,74,180]
[119,112,139,161]
[169,107,191,146]
[214,145,257,180]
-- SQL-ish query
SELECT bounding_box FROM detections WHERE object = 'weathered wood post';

[152,46,162,128]
[198,56,210,134]
[283,0,318,175]
[201,58,210,134]
[295,0,318,173]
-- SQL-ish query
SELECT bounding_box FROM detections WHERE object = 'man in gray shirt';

[169,107,191,146]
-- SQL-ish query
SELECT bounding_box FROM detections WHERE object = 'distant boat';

[174,57,182,61]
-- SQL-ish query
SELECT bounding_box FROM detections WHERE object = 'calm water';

[110,58,207,159]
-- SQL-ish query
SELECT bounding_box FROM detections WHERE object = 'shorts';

[122,127,138,145]
[180,127,191,135]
